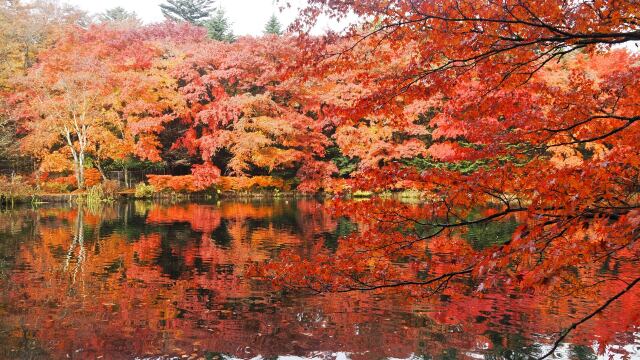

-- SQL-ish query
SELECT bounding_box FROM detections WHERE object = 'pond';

[0,200,638,359]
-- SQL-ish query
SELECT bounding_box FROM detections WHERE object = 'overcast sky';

[62,0,346,36]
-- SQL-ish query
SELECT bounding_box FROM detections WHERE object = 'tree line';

[0,0,291,194]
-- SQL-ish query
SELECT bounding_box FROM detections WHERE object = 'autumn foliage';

[261,1,639,358]
[1,0,640,357]
[1,203,638,358]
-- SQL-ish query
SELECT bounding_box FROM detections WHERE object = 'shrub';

[218,176,289,191]
[0,175,33,203]
[43,170,103,191]
[399,189,425,199]
[101,180,121,198]
[134,183,155,199]
[51,175,76,187]
[352,190,374,198]
[86,184,106,203]
[85,179,121,203]
[84,168,102,188]
[41,182,72,193]
[147,175,201,193]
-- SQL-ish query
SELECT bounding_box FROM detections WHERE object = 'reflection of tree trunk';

[124,201,129,229]
[94,205,103,252]
[64,206,85,284]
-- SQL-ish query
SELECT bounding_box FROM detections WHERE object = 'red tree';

[262,1,640,357]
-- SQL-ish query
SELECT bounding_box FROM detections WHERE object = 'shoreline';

[1,190,324,205]
[1,189,431,206]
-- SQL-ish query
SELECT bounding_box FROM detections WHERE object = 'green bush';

[352,190,374,198]
[86,184,106,203]
[134,183,155,199]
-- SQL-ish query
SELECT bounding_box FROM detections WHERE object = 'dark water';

[0,200,638,359]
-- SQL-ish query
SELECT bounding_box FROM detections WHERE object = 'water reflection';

[0,200,638,359]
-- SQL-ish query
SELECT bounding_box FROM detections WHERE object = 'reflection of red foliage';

[1,203,638,359]
[264,199,640,357]
[146,204,221,233]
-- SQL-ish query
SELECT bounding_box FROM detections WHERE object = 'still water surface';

[0,200,638,359]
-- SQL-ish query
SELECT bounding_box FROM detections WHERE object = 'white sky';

[62,0,348,36]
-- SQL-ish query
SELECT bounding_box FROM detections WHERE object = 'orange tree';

[12,23,186,189]
[261,0,640,357]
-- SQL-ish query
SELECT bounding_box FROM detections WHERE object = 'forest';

[0,0,637,198]
[0,0,639,359]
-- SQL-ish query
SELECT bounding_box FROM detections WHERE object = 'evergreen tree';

[205,8,235,42]
[264,14,283,35]
[160,0,215,25]
[98,7,141,26]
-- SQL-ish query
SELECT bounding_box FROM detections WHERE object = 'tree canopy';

[160,0,215,25]
[264,14,283,35]
[205,8,234,42]
[98,6,141,27]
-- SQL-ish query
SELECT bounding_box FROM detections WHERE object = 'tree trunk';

[77,150,85,190]
[22,44,30,71]
[72,160,82,190]
[123,167,129,188]
[95,160,107,181]
[64,126,85,190]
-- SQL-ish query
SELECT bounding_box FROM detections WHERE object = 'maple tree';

[255,0,640,357]
[0,0,87,172]
[144,35,336,192]
[11,23,190,189]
